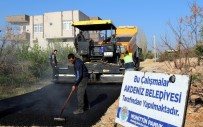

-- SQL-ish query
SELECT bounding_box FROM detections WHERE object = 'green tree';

[195,42,203,65]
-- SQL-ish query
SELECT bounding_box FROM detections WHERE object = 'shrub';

[0,40,76,86]
[145,51,154,59]
[194,42,203,65]
[158,51,174,62]
[191,73,202,83]
[194,43,203,56]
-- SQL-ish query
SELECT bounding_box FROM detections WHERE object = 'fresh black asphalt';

[0,82,122,127]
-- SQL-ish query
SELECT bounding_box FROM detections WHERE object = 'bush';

[17,44,50,78]
[0,74,35,86]
[0,41,76,86]
[158,51,174,62]
[191,73,202,83]
[145,51,154,59]
[195,42,203,55]
[194,42,203,65]
[0,61,36,86]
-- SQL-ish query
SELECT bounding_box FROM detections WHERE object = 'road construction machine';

[55,20,141,83]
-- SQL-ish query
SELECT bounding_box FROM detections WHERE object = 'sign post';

[115,71,191,127]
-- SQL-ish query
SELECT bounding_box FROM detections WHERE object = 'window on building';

[63,20,72,31]
[34,24,43,33]
[22,26,26,32]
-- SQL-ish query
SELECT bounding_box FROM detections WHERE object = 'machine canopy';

[72,20,116,31]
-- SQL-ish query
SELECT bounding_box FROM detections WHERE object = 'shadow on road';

[0,100,39,119]
[90,94,107,107]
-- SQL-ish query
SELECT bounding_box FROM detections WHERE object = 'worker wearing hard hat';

[124,51,135,71]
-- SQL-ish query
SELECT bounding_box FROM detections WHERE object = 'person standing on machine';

[124,51,135,72]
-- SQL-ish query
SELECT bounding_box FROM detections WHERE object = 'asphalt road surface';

[0,82,122,127]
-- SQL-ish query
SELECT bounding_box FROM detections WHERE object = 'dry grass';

[0,79,51,100]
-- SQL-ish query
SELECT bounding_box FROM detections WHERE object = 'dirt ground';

[92,59,203,127]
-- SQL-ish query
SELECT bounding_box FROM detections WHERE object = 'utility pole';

[153,35,156,62]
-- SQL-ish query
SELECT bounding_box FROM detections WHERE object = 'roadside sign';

[115,71,191,127]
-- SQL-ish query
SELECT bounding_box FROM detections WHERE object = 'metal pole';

[153,35,156,62]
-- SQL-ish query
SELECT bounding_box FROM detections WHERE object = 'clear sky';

[0,0,203,48]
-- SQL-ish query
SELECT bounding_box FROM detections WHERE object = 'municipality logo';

[119,106,129,121]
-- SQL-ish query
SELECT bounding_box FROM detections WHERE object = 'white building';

[5,10,100,49]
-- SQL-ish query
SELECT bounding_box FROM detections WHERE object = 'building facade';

[5,10,91,49]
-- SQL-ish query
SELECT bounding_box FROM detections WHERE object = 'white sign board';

[115,71,191,127]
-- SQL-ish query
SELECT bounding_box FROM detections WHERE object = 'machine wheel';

[134,58,140,71]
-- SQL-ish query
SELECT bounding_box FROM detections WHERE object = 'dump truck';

[55,20,141,83]
[115,26,142,69]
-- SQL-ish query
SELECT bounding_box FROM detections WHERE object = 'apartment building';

[5,10,94,49]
